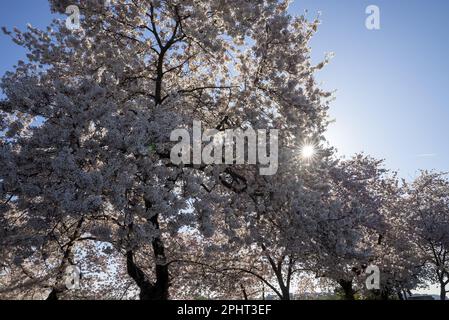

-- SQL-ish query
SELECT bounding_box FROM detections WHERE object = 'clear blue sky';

[1,0,449,179]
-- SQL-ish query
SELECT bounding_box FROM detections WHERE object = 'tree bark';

[280,289,291,300]
[46,218,84,300]
[240,284,248,300]
[338,279,355,300]
[149,214,170,300]
[126,213,169,300]
[126,250,154,300]
[440,282,447,300]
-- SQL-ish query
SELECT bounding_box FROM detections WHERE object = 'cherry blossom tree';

[368,173,426,300]
[3,0,445,302]
[294,154,389,300]
[403,171,449,300]
[1,0,331,299]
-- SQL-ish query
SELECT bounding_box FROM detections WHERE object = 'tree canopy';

[0,0,447,300]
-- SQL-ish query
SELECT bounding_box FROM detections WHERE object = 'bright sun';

[300,144,316,160]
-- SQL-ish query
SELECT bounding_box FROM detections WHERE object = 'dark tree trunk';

[440,283,447,301]
[149,213,170,300]
[338,280,355,300]
[46,218,84,300]
[46,288,59,300]
[281,292,290,300]
[273,271,290,300]
[269,273,290,300]
[126,250,153,300]
[126,213,169,300]
[240,284,248,300]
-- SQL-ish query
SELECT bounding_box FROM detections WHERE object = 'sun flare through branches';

[300,143,317,162]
